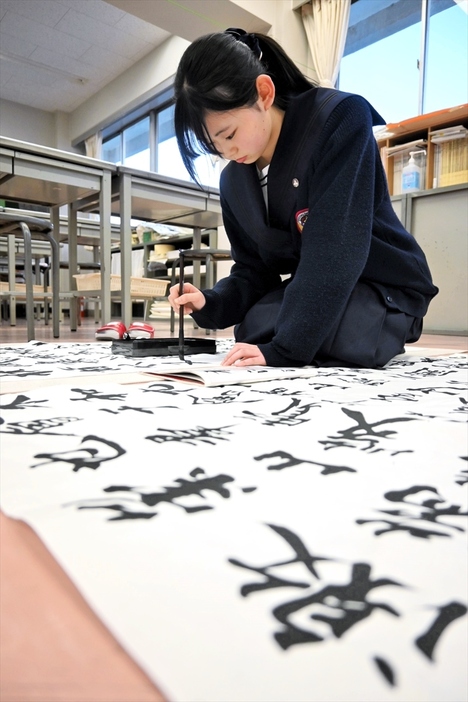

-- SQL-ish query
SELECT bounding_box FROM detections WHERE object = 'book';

[141,363,318,387]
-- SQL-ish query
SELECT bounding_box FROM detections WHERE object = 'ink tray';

[111,337,217,358]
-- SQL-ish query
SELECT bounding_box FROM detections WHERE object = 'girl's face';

[203,75,283,169]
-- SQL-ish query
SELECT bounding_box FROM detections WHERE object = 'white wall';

[70,35,190,144]
[233,0,316,83]
[0,99,56,147]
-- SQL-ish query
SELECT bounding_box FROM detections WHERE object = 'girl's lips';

[236,157,247,164]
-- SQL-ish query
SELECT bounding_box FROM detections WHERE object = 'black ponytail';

[174,29,315,183]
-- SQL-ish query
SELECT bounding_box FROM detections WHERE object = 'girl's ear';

[256,74,275,110]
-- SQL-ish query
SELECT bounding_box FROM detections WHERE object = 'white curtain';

[84,132,102,159]
[301,0,351,88]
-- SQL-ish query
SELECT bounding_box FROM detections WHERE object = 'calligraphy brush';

[178,250,186,362]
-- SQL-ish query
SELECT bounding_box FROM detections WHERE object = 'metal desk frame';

[0,211,60,340]
[0,139,226,332]
[0,137,116,331]
[113,167,223,327]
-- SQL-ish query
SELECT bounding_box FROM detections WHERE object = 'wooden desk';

[0,137,116,328]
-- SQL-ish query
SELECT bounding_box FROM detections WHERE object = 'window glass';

[102,134,121,165]
[157,105,221,188]
[339,0,421,123]
[424,0,468,113]
[123,117,150,170]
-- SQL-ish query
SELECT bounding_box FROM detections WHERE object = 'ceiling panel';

[0,0,171,112]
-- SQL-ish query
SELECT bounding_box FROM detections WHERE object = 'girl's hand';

[221,343,266,367]
[168,283,206,314]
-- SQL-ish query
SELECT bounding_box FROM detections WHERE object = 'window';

[156,104,188,180]
[339,0,467,124]
[123,117,150,170]
[424,0,468,114]
[339,0,422,123]
[102,134,121,165]
[102,117,150,170]
[156,104,221,188]
[101,99,221,189]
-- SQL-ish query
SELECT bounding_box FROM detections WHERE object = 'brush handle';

[178,251,185,361]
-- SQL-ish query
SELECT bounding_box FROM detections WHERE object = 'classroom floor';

[1,315,467,352]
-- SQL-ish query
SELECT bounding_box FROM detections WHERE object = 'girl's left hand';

[221,343,266,367]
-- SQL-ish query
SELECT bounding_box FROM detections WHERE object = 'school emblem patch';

[295,209,309,233]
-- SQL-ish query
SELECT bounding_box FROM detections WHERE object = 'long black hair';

[174,29,315,183]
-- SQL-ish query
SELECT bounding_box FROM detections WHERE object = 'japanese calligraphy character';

[229,524,403,650]
[32,434,125,471]
[70,467,256,520]
[357,485,467,538]
[241,398,318,427]
[254,450,356,475]
[320,408,417,453]
[415,601,467,661]
[146,425,235,446]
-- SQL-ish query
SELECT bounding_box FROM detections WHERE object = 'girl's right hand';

[168,282,206,315]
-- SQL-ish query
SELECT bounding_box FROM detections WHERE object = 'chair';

[0,210,60,340]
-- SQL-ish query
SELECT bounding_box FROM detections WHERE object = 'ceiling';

[0,0,271,115]
[0,0,172,113]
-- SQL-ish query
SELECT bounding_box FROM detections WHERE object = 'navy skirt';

[234,281,422,368]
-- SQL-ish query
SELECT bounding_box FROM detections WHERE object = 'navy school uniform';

[192,88,439,368]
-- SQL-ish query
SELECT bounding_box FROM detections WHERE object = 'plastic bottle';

[402,151,422,193]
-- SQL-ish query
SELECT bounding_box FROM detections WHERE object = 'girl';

[168,28,438,368]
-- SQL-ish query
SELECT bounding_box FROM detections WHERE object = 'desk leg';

[19,223,35,342]
[192,226,202,290]
[119,172,132,327]
[68,204,78,331]
[7,235,16,326]
[100,171,112,324]
[45,232,60,339]
[50,207,61,337]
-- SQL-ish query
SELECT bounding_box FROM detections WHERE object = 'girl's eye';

[226,131,236,141]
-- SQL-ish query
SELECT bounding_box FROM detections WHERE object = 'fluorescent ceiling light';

[0,51,88,84]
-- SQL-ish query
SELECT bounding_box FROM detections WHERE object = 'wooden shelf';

[376,103,468,196]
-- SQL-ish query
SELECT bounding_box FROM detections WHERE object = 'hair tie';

[224,27,263,61]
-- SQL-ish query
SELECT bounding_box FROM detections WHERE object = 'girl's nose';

[226,143,237,160]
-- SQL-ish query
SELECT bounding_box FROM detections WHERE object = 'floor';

[1,315,467,352]
[0,314,234,343]
[2,308,468,356]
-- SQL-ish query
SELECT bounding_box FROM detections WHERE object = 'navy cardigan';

[192,88,438,366]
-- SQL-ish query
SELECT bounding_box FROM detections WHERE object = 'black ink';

[1,416,81,436]
[70,388,127,402]
[357,485,467,538]
[71,468,255,520]
[33,434,125,471]
[374,656,396,686]
[255,450,356,475]
[0,394,48,410]
[146,425,235,446]
[415,602,467,661]
[242,398,319,427]
[229,524,330,596]
[230,525,403,651]
[321,408,418,452]
[272,563,401,650]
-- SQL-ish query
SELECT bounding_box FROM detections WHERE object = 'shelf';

[376,103,468,196]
